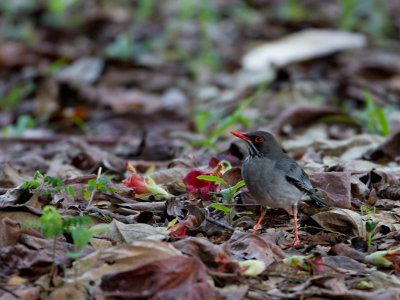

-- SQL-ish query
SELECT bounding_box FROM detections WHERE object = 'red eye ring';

[254,136,264,143]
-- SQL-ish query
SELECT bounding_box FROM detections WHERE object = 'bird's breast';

[242,157,302,208]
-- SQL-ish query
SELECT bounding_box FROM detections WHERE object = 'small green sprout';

[198,174,250,225]
[83,177,117,201]
[360,205,377,249]
[25,205,108,279]
[22,171,75,196]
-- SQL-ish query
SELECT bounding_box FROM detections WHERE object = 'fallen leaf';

[312,208,367,238]
[70,241,182,284]
[242,29,366,72]
[309,172,352,208]
[95,256,219,299]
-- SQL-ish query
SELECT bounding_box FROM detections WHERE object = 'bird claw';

[285,238,300,246]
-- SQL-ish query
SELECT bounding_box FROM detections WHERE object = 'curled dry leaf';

[0,217,21,247]
[283,133,385,158]
[92,220,168,245]
[68,241,182,285]
[311,208,367,238]
[95,256,219,300]
[173,237,223,268]
[268,104,350,135]
[228,232,287,268]
[222,167,243,187]
[329,243,366,263]
[364,131,400,162]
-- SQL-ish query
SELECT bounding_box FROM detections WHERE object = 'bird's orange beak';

[230,130,250,141]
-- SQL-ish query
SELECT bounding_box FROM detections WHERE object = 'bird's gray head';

[230,130,282,158]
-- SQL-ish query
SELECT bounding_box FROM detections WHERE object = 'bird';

[230,130,327,245]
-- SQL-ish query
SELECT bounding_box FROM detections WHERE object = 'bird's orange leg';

[252,212,266,234]
[286,213,300,245]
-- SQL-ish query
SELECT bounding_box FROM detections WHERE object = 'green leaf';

[366,221,377,232]
[84,189,92,201]
[220,180,246,203]
[220,188,232,202]
[375,107,390,136]
[70,226,109,251]
[196,175,228,187]
[22,180,40,190]
[68,186,75,196]
[39,205,63,238]
[236,211,253,216]
[33,171,44,180]
[67,251,84,260]
[210,204,230,216]
[231,181,246,195]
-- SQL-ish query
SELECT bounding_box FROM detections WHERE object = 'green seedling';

[23,171,118,208]
[198,174,250,225]
[25,205,107,278]
[105,33,134,60]
[362,90,390,136]
[83,177,117,201]
[2,115,36,137]
[360,205,377,250]
[336,0,394,39]
[22,171,75,196]
[67,223,108,281]
[220,180,246,204]
[192,80,269,151]
[278,0,307,21]
[0,82,35,111]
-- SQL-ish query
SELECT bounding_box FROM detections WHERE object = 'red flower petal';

[122,162,148,194]
[168,216,196,238]
[183,169,217,200]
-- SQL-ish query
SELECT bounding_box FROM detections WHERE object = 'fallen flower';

[238,260,266,276]
[123,162,173,199]
[167,216,197,238]
[283,252,324,274]
[365,248,400,268]
[122,162,148,194]
[183,164,224,200]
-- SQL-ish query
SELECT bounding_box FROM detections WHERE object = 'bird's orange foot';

[285,238,300,246]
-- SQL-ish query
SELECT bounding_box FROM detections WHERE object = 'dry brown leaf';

[309,172,352,208]
[94,256,219,300]
[70,241,182,285]
[312,208,367,238]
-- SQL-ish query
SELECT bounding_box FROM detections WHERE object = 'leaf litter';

[1,1,400,299]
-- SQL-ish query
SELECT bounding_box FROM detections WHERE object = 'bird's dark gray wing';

[275,158,328,207]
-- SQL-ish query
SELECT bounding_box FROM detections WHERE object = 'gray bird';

[231,130,327,245]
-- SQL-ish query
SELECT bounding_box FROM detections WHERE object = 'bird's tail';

[307,189,329,207]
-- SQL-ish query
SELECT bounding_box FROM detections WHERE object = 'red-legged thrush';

[231,130,327,245]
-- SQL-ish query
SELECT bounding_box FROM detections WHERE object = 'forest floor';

[1,1,400,299]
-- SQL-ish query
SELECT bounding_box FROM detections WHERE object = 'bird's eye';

[254,136,264,143]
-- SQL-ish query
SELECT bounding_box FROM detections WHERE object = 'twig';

[87,167,102,208]
[304,225,348,237]
[207,270,242,278]
[205,216,235,232]
[0,286,21,299]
